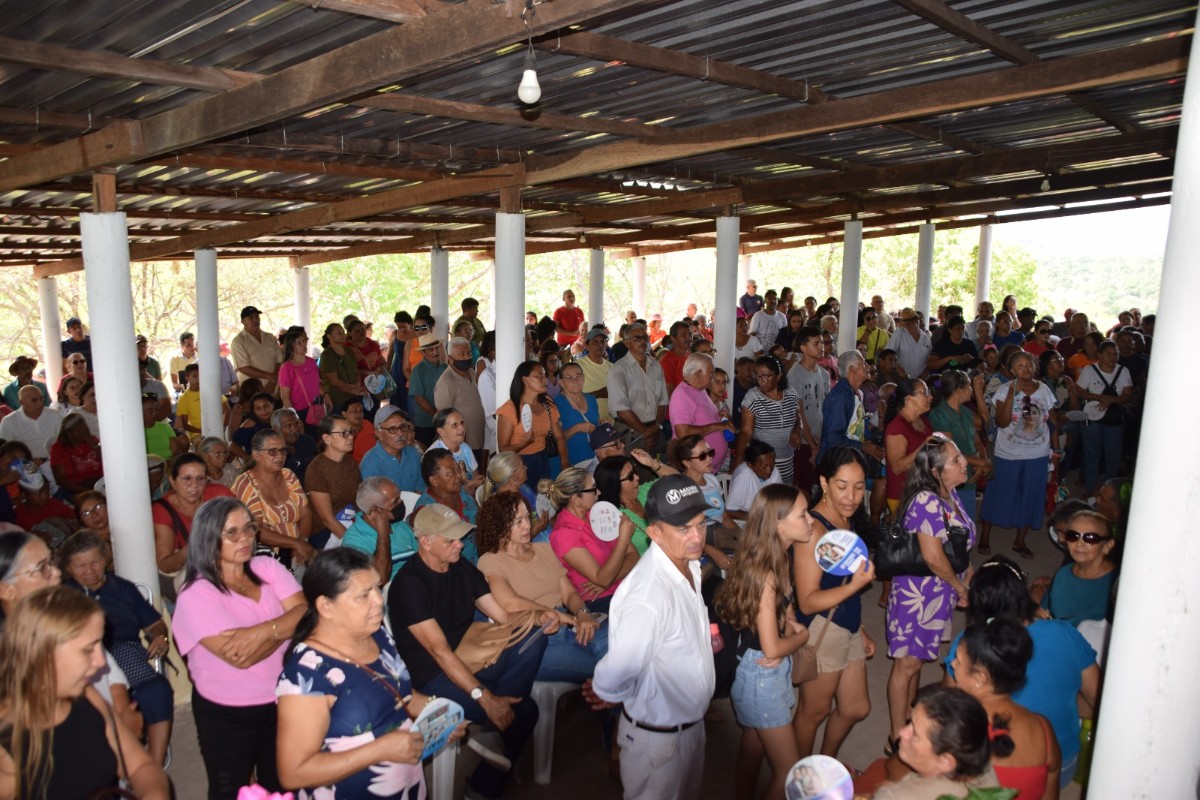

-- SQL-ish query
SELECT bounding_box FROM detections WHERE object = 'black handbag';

[874,502,970,579]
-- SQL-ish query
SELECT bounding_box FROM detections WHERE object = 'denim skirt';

[731,647,795,728]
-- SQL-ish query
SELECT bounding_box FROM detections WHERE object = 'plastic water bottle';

[721,418,735,443]
[710,622,724,654]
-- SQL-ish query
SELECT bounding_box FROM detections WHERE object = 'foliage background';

[0,213,1162,370]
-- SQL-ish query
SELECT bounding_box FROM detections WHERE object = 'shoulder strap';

[1090,363,1121,391]
[154,497,189,546]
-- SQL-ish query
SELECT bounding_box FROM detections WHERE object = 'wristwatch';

[470,686,484,701]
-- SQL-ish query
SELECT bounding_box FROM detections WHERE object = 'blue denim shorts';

[731,648,795,729]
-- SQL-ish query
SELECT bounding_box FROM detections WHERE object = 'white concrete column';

[487,259,497,329]
[632,256,647,319]
[293,266,312,335]
[915,223,935,324]
[837,221,863,356]
[431,246,450,342]
[974,224,992,313]
[1089,30,1200,796]
[81,213,158,598]
[37,277,63,392]
[714,217,740,379]
[494,214,525,412]
[588,248,605,330]
[195,249,223,439]
[738,253,753,291]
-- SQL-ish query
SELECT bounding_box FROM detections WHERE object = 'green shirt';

[620,479,659,555]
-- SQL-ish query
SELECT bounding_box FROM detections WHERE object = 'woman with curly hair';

[715,484,813,800]
[476,491,605,682]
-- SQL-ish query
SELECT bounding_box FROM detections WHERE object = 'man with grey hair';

[270,406,316,482]
[607,321,670,453]
[818,351,885,461]
[341,475,417,582]
[0,384,62,461]
[820,314,839,337]
[434,336,486,466]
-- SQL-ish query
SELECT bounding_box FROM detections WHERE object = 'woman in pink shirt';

[172,496,305,800]
[547,467,638,614]
[669,352,736,471]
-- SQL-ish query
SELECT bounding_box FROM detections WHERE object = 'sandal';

[976,543,991,556]
[1013,545,1035,560]
[884,735,900,757]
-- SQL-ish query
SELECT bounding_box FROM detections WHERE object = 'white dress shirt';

[890,328,932,379]
[592,544,715,726]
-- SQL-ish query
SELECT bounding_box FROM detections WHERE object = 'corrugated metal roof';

[0,0,1192,265]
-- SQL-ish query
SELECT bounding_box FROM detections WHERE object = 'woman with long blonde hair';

[0,586,169,799]
[715,484,814,800]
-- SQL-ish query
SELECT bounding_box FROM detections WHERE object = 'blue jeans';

[536,618,609,683]
[1081,421,1123,491]
[418,627,547,799]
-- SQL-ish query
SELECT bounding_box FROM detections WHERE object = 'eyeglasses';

[378,424,408,435]
[414,325,431,331]
[754,372,777,381]
[1062,529,1111,545]
[688,448,717,461]
[625,335,648,343]
[864,315,876,321]
[11,557,55,580]
[221,525,258,541]
[578,487,600,494]
[257,447,288,457]
[328,430,356,439]
[620,471,638,482]
[81,502,107,518]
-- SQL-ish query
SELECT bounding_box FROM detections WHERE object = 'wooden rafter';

[0,0,651,192]
[890,0,1136,134]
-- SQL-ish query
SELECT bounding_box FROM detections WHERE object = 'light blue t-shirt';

[359,442,425,494]
[945,618,1096,762]
[341,512,419,582]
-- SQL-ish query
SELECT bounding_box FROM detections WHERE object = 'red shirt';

[553,305,585,345]
[660,349,688,390]
[885,414,930,501]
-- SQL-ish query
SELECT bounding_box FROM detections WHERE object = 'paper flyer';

[413,696,465,761]
[813,530,869,576]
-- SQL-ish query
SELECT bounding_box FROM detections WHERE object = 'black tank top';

[793,509,862,633]
[1,696,118,799]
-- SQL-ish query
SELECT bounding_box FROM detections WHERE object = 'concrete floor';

[164,522,1086,799]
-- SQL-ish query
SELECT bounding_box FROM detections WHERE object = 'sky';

[994,203,1171,261]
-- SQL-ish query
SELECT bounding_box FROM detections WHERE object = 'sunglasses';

[1062,529,1111,545]
[578,487,600,495]
[620,471,638,482]
[626,335,648,343]
[688,448,717,461]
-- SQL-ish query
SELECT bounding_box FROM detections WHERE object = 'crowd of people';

[0,285,1146,799]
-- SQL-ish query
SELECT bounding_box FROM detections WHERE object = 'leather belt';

[623,709,700,734]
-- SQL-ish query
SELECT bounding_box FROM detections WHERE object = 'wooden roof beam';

[890,0,1136,134]
[0,0,651,192]
[277,0,430,23]
[523,36,1186,188]
[237,132,523,166]
[543,30,987,155]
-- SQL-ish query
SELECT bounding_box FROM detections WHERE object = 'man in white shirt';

[0,385,62,461]
[230,306,280,392]
[586,474,715,800]
[749,290,787,351]
[889,307,932,379]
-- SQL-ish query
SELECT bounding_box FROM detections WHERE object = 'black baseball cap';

[645,474,710,526]
[240,306,262,319]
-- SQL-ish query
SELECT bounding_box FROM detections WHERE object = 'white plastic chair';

[531,680,582,784]
[430,740,459,800]
[399,491,422,518]
[716,472,732,497]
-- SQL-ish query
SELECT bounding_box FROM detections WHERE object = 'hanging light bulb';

[1040,175,1051,192]
[517,49,541,104]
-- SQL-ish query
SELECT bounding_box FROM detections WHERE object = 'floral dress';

[277,628,425,799]
[885,489,976,661]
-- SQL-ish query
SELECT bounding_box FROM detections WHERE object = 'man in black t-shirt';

[927,316,979,372]
[387,503,553,799]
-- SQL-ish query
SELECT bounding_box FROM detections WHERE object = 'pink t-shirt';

[173,556,301,706]
[669,382,728,468]
[278,357,321,411]
[550,508,620,599]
